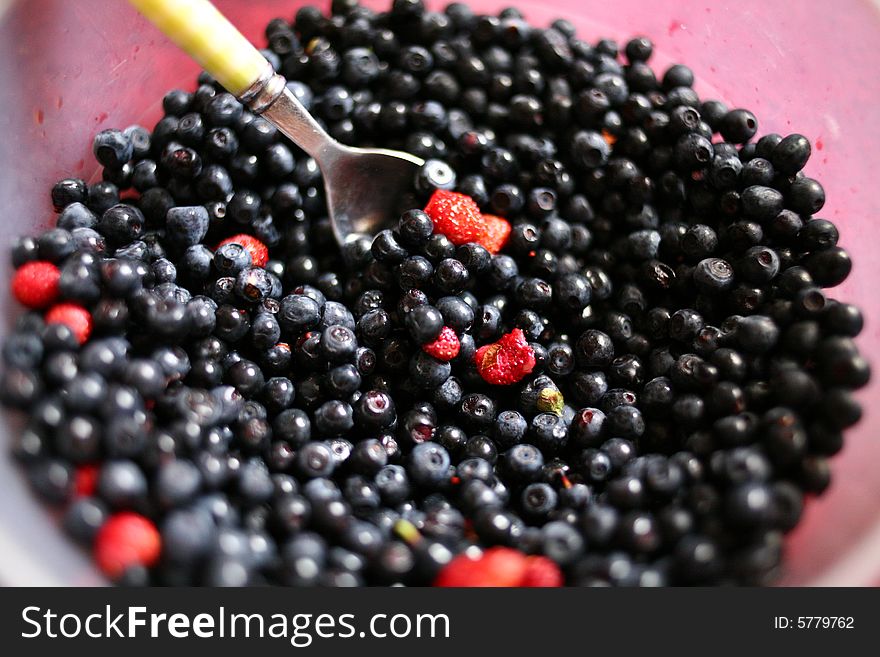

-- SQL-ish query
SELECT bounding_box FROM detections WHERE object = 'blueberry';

[435,296,474,332]
[163,89,192,116]
[771,133,811,174]
[405,304,444,344]
[64,497,109,545]
[803,246,851,287]
[675,133,713,170]
[162,508,216,564]
[458,393,495,431]
[51,178,88,211]
[348,439,388,477]
[409,442,451,488]
[26,459,73,504]
[320,325,357,363]
[353,390,396,430]
[736,315,780,353]
[60,372,107,414]
[320,301,356,331]
[235,267,274,303]
[55,415,101,463]
[156,459,202,508]
[88,181,120,214]
[297,442,336,479]
[269,409,310,449]
[166,205,209,246]
[502,444,544,481]
[720,108,758,143]
[397,209,433,247]
[553,272,592,312]
[669,309,704,342]
[162,142,203,179]
[541,521,583,565]
[374,465,410,505]
[415,159,456,192]
[123,358,166,398]
[97,460,148,509]
[530,412,569,451]
[575,329,614,367]
[694,257,735,291]
[433,258,469,293]
[93,129,133,169]
[493,410,528,448]
[569,408,606,448]
[314,400,354,436]
[741,186,784,222]
[57,202,97,231]
[205,93,244,126]
[409,351,451,389]
[279,294,321,334]
[98,204,145,245]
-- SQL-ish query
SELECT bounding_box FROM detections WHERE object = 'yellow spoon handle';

[129,0,269,97]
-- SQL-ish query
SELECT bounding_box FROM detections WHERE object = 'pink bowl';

[1,0,878,586]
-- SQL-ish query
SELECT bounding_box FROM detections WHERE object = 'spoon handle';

[129,0,337,163]
[128,0,267,97]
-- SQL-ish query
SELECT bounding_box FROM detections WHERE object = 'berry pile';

[0,0,870,587]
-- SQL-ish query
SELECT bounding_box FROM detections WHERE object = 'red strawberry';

[11,261,60,309]
[422,326,460,361]
[94,512,161,579]
[74,464,99,498]
[45,303,92,344]
[521,556,563,587]
[424,190,486,246]
[474,328,536,385]
[479,214,512,254]
[216,234,268,267]
[434,547,528,587]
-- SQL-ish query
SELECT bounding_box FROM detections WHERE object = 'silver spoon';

[242,68,425,246]
[130,0,424,247]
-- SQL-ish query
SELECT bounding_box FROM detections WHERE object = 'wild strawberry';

[216,233,268,267]
[474,328,536,385]
[521,556,563,587]
[424,190,486,246]
[11,261,60,309]
[479,214,512,254]
[434,547,527,587]
[94,512,161,579]
[433,553,484,586]
[74,464,99,497]
[422,326,460,361]
[45,302,92,344]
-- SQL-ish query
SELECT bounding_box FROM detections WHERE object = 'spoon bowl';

[260,84,424,246]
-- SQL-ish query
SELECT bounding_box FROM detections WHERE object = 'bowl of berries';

[0,0,877,587]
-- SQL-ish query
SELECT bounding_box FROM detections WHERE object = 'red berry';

[479,214,512,254]
[94,512,161,579]
[422,326,460,361]
[45,303,92,344]
[474,328,536,385]
[11,261,60,309]
[434,547,527,587]
[433,553,483,586]
[424,190,486,246]
[74,464,99,497]
[521,556,563,587]
[216,234,268,267]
